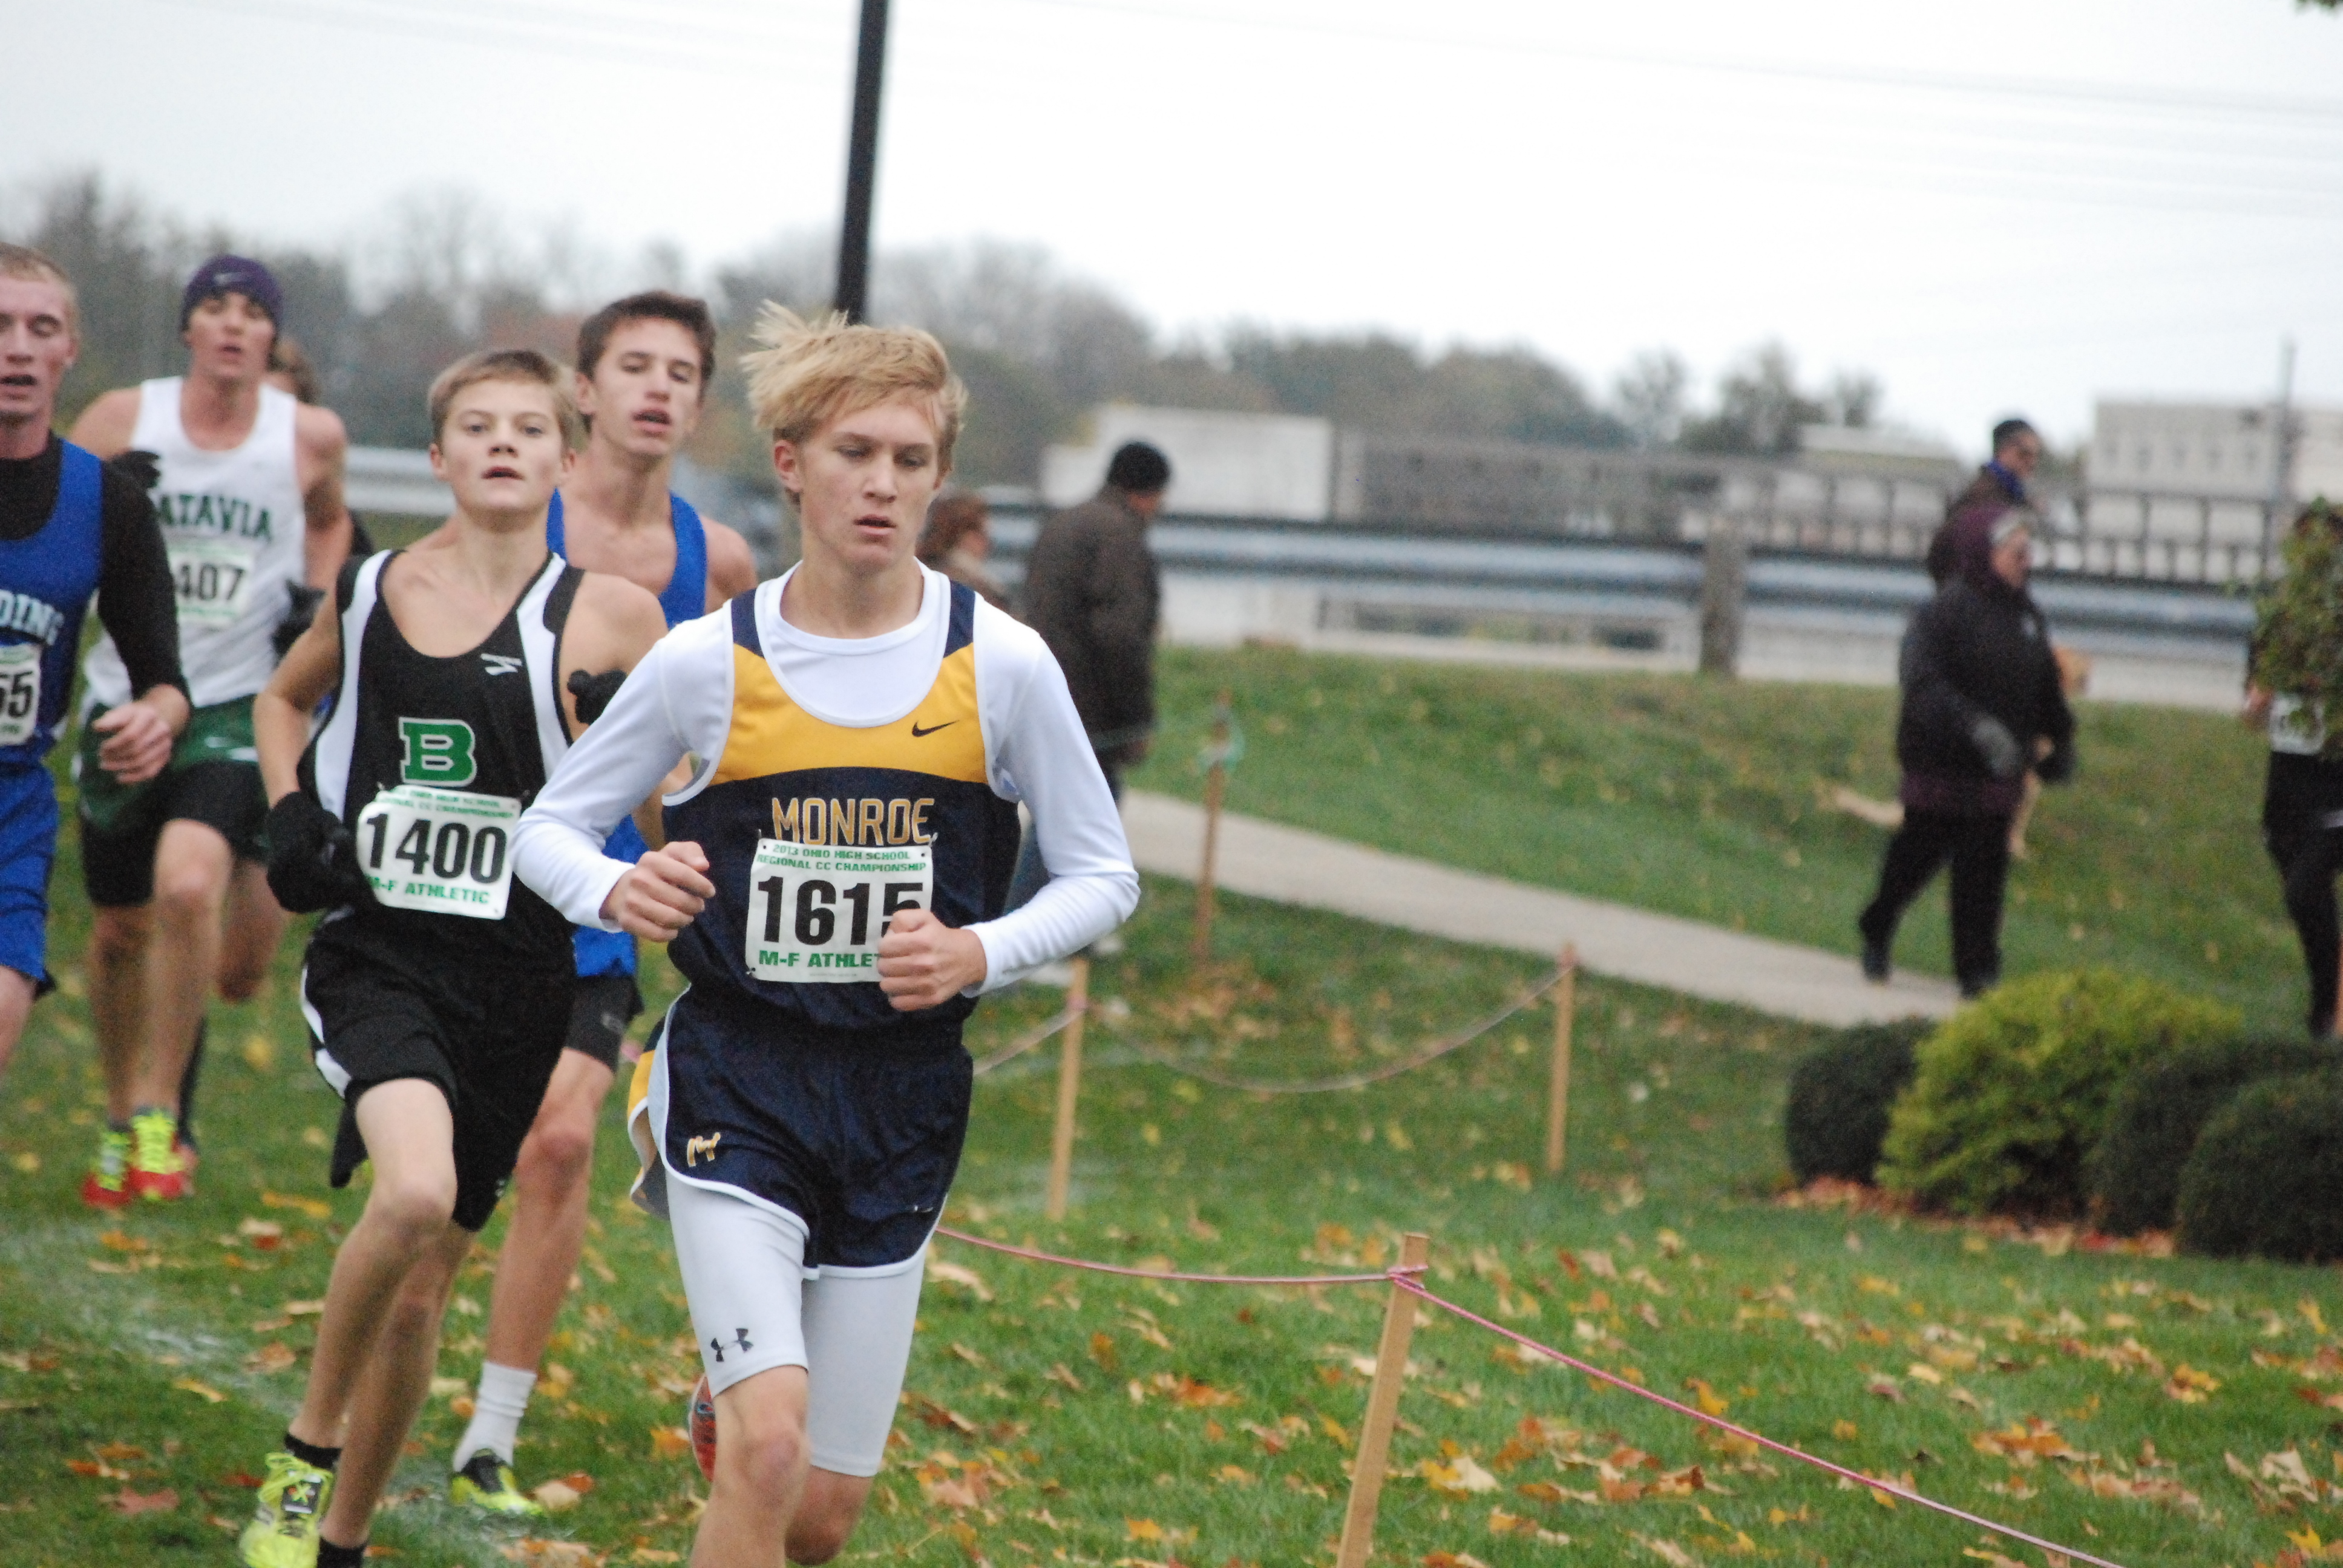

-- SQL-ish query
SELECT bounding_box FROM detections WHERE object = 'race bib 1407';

[355,783,520,920]
[743,838,932,983]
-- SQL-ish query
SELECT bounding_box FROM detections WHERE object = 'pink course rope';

[1393,1276,2129,1568]
[932,1225,1408,1289]
[929,1227,2126,1568]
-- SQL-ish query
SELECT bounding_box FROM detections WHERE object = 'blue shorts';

[0,766,60,991]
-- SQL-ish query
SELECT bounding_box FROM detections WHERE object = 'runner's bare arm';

[554,572,666,735]
[295,403,353,591]
[701,518,759,610]
[516,610,728,941]
[65,388,142,460]
[254,601,343,804]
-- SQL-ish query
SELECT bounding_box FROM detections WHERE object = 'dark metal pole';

[834,0,890,322]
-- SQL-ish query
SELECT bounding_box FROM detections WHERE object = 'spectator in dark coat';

[1860,505,2076,996]
[1006,441,1170,917]
[1020,440,1170,792]
[1926,417,2043,586]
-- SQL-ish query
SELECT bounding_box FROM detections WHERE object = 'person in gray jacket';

[1020,441,1169,794]
[1008,441,1168,909]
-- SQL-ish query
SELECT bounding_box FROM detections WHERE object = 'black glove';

[1969,714,2024,780]
[272,584,327,659]
[568,667,626,725]
[106,449,162,494]
[264,793,376,914]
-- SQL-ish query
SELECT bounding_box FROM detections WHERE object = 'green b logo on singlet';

[398,719,477,786]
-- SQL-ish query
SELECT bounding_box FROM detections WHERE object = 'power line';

[997,0,2343,127]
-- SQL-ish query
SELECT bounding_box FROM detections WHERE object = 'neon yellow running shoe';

[240,1449,333,1567]
[450,1448,544,1516]
[80,1125,131,1209]
[126,1108,190,1201]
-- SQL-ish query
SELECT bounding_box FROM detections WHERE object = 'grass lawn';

[5,838,2342,1567]
[1130,647,2295,1031]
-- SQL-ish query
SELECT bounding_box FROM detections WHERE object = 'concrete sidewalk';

[1120,791,1958,1028]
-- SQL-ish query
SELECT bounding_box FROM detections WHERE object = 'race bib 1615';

[742,838,932,983]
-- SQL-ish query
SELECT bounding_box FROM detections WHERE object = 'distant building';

[1041,406,1336,520]
[2089,398,2343,501]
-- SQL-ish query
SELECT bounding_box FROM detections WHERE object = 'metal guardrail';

[984,509,2256,658]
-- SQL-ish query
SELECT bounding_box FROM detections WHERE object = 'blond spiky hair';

[741,304,965,473]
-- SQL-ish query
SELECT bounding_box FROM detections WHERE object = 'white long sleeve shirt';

[513,566,1138,993]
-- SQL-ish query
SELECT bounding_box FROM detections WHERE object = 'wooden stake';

[1545,946,1578,1175]
[1044,956,1090,1221]
[1336,1231,1430,1568]
[1193,689,1231,965]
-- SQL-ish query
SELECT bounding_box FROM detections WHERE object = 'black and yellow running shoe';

[450,1449,544,1517]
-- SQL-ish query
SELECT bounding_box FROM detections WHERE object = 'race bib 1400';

[743,838,932,983]
[168,537,260,629]
[355,784,520,919]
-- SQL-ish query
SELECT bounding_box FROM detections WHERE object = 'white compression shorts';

[665,1175,926,1477]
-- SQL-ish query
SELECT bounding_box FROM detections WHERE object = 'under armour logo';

[479,653,523,676]
[685,1131,722,1166]
[709,1328,753,1362]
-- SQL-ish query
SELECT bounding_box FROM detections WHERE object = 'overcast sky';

[11,0,2343,455]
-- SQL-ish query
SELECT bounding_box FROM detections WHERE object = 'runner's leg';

[88,903,151,1125]
[319,1221,474,1550]
[482,1050,615,1371]
[290,1079,460,1449]
[787,1257,925,1561]
[0,969,33,1083]
[217,859,288,1004]
[134,818,234,1109]
[669,1176,818,1563]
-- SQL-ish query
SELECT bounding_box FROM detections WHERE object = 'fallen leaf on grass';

[1422,1553,1492,1568]
[172,1379,228,1404]
[95,1441,146,1462]
[1634,1538,1697,1566]
[245,1342,299,1374]
[261,1191,332,1220]
[649,1428,691,1462]
[1971,1420,2084,1465]
[1044,1363,1084,1393]
[500,1543,597,1563]
[1089,1332,1118,1371]
[531,1478,586,1512]
[1418,1457,1499,1497]
[1125,1518,1164,1541]
[923,1256,992,1301]
[67,1459,129,1480]
[106,1488,178,1515]
[1866,1377,1903,1403]
[2164,1365,2220,1403]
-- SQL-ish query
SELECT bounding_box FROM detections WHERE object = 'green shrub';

[1783,1020,1932,1184]
[2087,1036,2338,1235]
[2177,1069,2343,1261]
[1876,969,2238,1217]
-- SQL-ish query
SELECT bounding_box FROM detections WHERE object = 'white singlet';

[82,377,308,711]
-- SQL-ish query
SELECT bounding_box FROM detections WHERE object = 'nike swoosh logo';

[911,720,955,737]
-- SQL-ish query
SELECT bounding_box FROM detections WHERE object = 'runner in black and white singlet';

[235,350,663,1568]
[448,292,758,1516]
[514,310,1136,1567]
[0,245,188,1091]
[67,253,353,1206]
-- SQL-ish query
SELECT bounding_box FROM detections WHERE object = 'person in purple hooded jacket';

[1859,500,2075,997]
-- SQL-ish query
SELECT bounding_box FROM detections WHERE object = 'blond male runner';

[449,292,755,1512]
[516,310,1135,1566]
[68,255,352,1203]
[238,349,664,1567]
